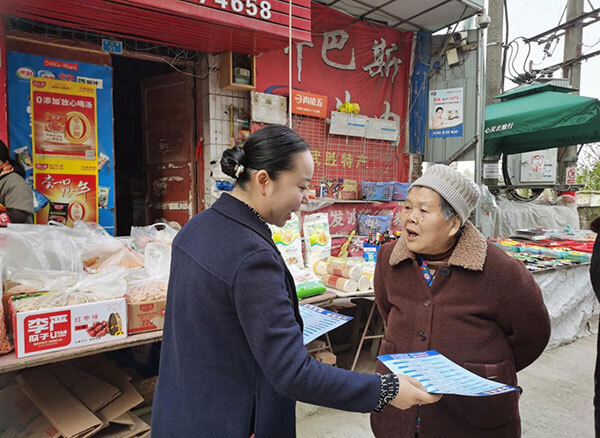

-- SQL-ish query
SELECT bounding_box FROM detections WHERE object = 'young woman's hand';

[389,375,443,410]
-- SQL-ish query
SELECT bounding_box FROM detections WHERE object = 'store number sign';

[196,0,272,19]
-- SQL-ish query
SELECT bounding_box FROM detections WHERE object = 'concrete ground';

[297,326,597,437]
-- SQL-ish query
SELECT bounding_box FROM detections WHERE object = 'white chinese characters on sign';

[27,315,69,343]
[362,39,402,83]
[285,42,314,82]
[330,210,344,228]
[321,30,356,70]
[285,31,404,82]
[485,123,514,134]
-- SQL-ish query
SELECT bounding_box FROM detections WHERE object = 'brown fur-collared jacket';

[371,221,551,438]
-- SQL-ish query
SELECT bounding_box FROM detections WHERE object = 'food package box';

[127,299,166,335]
[11,298,127,358]
[319,178,358,200]
[336,179,358,200]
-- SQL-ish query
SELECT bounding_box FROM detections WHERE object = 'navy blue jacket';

[151,194,380,437]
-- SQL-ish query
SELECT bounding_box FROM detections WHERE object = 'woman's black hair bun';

[221,146,247,179]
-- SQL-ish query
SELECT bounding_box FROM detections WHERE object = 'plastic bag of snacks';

[74,221,124,265]
[287,265,325,299]
[0,298,12,355]
[85,245,145,273]
[126,279,168,304]
[303,213,332,267]
[144,242,172,279]
[4,224,84,273]
[130,223,178,252]
[11,268,127,313]
[269,212,304,269]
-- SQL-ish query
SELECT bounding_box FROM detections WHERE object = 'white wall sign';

[250,91,287,125]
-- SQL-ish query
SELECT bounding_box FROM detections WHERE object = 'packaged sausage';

[326,260,361,281]
[321,274,358,293]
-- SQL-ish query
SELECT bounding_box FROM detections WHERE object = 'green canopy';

[484,83,600,155]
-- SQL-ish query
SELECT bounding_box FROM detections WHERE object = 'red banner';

[256,3,413,120]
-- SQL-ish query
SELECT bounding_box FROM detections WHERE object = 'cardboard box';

[93,412,150,438]
[89,361,144,424]
[0,384,60,438]
[48,363,121,413]
[127,299,166,335]
[318,179,358,200]
[16,369,104,438]
[11,297,127,358]
[313,351,337,366]
[10,359,147,438]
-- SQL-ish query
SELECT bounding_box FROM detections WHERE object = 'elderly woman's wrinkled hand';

[389,375,443,410]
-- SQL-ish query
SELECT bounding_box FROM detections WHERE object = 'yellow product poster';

[30,77,98,174]
[30,77,99,224]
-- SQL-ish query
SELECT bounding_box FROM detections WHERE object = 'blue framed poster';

[428,87,464,139]
[7,51,116,234]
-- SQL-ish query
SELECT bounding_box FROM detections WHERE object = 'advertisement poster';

[30,78,98,225]
[7,52,115,233]
[34,172,98,225]
[31,78,98,164]
[428,88,464,138]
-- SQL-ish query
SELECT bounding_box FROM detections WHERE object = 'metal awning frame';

[315,0,484,32]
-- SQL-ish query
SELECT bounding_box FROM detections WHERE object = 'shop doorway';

[112,56,199,235]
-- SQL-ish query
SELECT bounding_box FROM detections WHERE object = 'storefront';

[0,0,311,235]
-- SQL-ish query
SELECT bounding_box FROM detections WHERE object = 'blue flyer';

[300,304,352,345]
[379,350,519,396]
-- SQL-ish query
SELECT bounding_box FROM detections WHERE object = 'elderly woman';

[371,165,551,437]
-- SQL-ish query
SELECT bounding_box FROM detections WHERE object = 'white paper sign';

[300,304,352,345]
[251,91,287,125]
[379,350,519,396]
[329,111,367,138]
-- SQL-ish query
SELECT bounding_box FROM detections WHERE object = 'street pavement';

[297,326,597,437]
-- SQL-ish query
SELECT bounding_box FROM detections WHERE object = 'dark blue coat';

[152,193,380,437]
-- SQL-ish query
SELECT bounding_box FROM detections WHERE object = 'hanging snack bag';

[303,213,331,267]
[270,212,304,269]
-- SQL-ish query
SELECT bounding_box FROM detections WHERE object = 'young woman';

[152,125,440,437]
[0,141,33,225]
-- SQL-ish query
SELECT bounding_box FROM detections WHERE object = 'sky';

[502,0,600,98]
[447,0,600,176]
[501,0,600,167]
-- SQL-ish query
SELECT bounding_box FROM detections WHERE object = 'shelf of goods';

[0,331,163,374]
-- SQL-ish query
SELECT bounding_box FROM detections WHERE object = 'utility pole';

[482,0,504,187]
[486,0,504,105]
[558,0,583,185]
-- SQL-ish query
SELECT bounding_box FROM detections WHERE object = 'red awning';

[0,0,311,54]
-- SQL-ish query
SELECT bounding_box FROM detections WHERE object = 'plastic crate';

[358,215,393,236]
[391,182,411,201]
[360,181,394,201]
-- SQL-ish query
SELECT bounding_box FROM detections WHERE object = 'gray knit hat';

[411,164,480,225]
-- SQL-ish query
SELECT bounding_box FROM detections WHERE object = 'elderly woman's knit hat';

[411,164,480,225]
